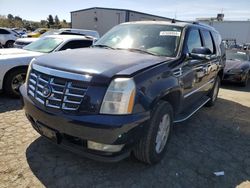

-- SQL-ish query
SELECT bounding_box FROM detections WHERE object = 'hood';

[34,48,171,82]
[0,48,43,60]
[16,38,38,43]
[225,59,249,72]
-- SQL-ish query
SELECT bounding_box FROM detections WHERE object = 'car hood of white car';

[16,37,38,43]
[0,48,43,60]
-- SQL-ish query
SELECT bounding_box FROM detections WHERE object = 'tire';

[205,76,220,107]
[4,68,27,98]
[5,40,14,48]
[133,101,173,164]
[240,72,249,87]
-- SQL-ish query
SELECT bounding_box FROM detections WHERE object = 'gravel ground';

[0,83,250,188]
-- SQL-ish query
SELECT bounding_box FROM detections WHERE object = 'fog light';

[87,141,124,152]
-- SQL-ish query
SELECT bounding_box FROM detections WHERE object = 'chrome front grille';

[28,69,88,112]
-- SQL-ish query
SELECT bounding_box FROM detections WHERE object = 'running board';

[174,96,210,123]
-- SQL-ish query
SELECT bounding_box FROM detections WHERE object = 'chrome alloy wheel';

[11,73,26,95]
[155,114,170,154]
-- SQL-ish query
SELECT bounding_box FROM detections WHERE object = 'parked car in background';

[13,28,27,36]
[24,28,49,38]
[243,43,250,50]
[0,27,20,48]
[0,35,94,97]
[14,28,100,48]
[20,21,225,164]
[223,50,250,86]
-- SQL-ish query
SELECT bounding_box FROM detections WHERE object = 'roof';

[70,7,171,20]
[121,20,217,31]
[43,35,93,40]
[121,20,189,27]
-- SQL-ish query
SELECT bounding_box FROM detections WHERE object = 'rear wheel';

[5,40,14,48]
[133,101,173,164]
[4,68,27,97]
[206,76,220,107]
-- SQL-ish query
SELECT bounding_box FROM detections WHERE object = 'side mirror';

[189,47,212,60]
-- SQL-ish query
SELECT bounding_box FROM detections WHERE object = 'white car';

[0,28,20,48]
[0,35,94,97]
[14,28,99,48]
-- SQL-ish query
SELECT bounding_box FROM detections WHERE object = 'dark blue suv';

[20,21,225,164]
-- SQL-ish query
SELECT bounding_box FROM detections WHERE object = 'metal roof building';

[197,15,250,44]
[71,7,172,36]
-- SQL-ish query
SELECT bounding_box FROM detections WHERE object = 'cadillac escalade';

[20,21,225,164]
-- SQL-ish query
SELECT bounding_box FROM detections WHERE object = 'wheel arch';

[160,89,182,116]
[5,40,15,47]
[3,65,28,90]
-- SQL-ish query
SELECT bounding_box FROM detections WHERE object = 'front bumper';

[20,85,149,162]
[223,72,246,83]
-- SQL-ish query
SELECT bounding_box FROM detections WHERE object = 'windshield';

[95,24,182,57]
[226,50,248,61]
[23,37,63,53]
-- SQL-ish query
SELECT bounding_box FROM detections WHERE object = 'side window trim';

[198,29,204,46]
[200,29,215,54]
[209,31,216,54]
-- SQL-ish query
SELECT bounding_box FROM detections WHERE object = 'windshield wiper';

[92,44,115,49]
[124,48,158,56]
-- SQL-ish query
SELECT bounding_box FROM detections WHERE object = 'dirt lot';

[0,83,250,188]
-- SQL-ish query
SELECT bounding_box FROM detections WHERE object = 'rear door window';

[0,29,10,34]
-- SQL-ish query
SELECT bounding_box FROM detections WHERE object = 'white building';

[71,7,171,36]
[197,15,250,44]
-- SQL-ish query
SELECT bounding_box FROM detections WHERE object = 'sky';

[0,0,250,22]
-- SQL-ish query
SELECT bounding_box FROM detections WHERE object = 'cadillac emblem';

[42,84,52,98]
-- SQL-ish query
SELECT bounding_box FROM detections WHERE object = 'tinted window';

[0,29,10,34]
[187,29,202,53]
[201,30,214,53]
[60,40,93,51]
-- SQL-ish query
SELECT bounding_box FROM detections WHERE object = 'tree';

[55,15,60,25]
[61,19,69,28]
[7,14,14,20]
[47,14,54,28]
[54,15,61,29]
[40,20,48,27]
[14,16,22,21]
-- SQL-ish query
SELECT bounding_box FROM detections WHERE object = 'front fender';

[133,63,182,113]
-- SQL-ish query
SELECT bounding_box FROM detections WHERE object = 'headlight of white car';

[100,78,136,114]
[25,58,35,83]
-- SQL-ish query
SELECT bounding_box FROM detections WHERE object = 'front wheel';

[205,76,220,107]
[5,40,14,48]
[133,101,173,164]
[240,72,249,87]
[4,68,27,97]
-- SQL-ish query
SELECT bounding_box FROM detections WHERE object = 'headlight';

[25,58,35,83]
[100,78,136,114]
